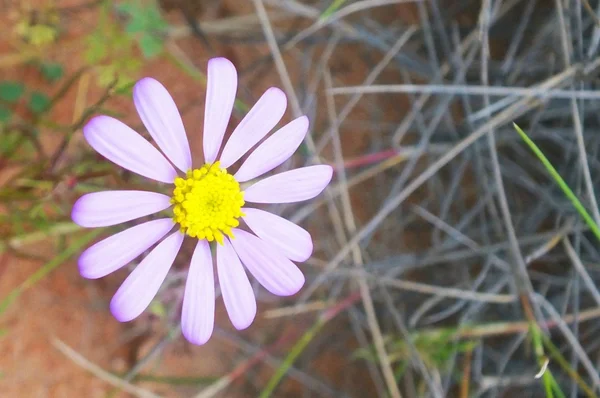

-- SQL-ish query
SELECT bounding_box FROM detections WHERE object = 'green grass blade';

[321,0,347,19]
[259,319,324,398]
[0,222,82,253]
[0,229,101,316]
[513,123,600,242]
[548,372,566,398]
[259,294,361,398]
[541,334,598,398]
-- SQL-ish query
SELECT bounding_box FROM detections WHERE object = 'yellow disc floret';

[171,162,244,244]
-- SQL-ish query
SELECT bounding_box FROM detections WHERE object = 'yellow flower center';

[171,161,244,244]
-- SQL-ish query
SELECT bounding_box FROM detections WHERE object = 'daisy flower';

[72,57,332,345]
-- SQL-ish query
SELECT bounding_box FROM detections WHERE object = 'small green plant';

[83,1,168,90]
[84,14,138,89]
[0,81,52,124]
[117,0,169,58]
[12,7,60,47]
[354,329,478,378]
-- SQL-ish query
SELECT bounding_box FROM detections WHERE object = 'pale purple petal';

[78,218,174,279]
[72,190,171,228]
[181,240,215,345]
[244,165,333,204]
[83,115,177,183]
[203,58,237,164]
[242,208,313,262]
[230,229,304,296]
[234,116,308,182]
[133,78,192,172]
[217,238,256,330]
[110,231,184,322]
[219,88,287,169]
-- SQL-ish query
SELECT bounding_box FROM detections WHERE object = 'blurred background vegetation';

[3,0,600,397]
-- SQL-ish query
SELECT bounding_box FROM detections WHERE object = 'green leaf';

[138,34,163,58]
[29,25,58,46]
[30,202,49,221]
[125,18,147,34]
[28,92,51,114]
[40,63,64,82]
[145,8,169,31]
[120,0,169,36]
[84,33,107,64]
[115,37,133,52]
[0,105,12,123]
[121,56,142,73]
[113,80,136,96]
[0,131,20,155]
[149,300,166,318]
[115,2,135,14]
[0,81,25,103]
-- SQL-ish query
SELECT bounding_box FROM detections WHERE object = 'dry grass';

[3,0,600,397]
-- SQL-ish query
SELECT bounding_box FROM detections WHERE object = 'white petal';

[110,231,184,322]
[219,87,287,169]
[78,218,174,279]
[242,208,313,262]
[203,58,238,164]
[230,229,304,296]
[181,240,215,345]
[72,190,171,228]
[217,238,256,330]
[234,116,309,182]
[244,165,333,204]
[133,78,192,172]
[83,115,177,183]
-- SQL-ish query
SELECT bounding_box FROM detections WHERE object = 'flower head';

[72,57,332,345]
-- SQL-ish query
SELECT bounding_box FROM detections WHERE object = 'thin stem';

[513,123,600,242]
